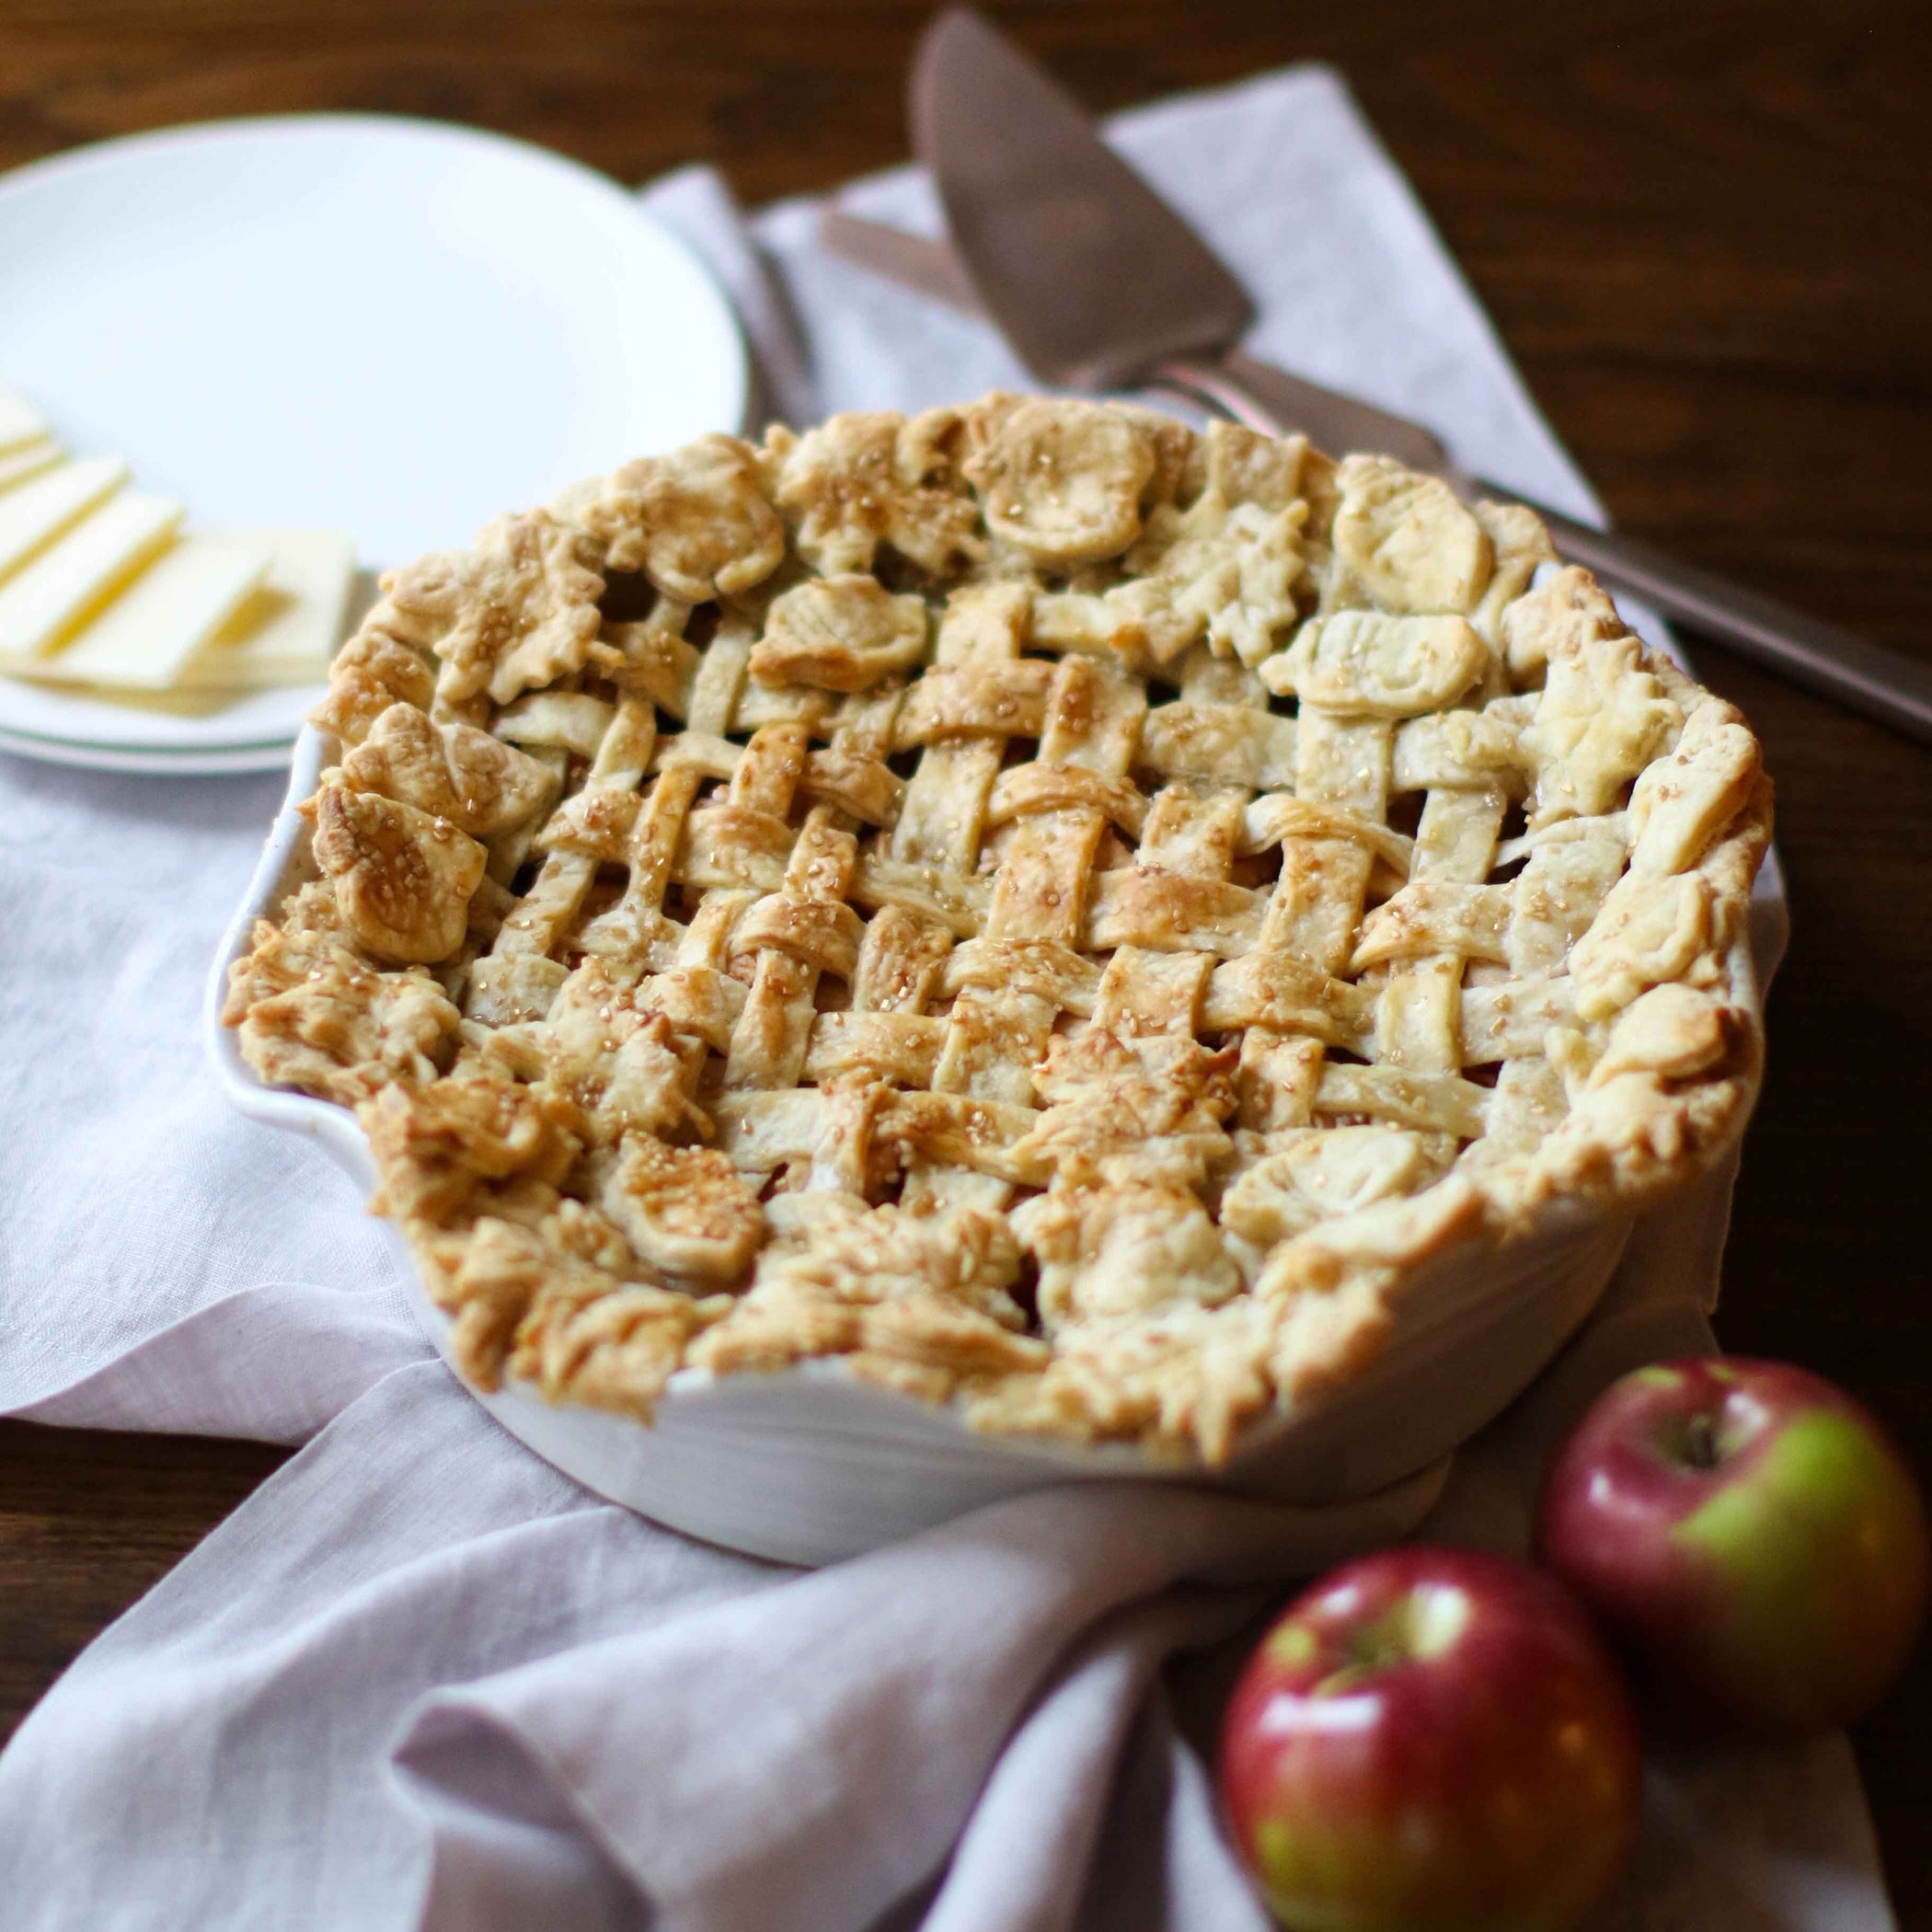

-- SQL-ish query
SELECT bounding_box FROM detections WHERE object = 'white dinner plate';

[0,719,305,775]
[0,113,748,774]
[0,682,322,772]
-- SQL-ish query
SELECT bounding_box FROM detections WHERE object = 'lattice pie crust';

[225,397,1770,1463]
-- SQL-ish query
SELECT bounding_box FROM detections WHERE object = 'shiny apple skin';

[1217,1547,1642,1932]
[1535,1356,1929,1737]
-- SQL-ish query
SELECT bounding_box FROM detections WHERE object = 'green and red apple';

[1536,1356,1928,1735]
[1217,1547,1642,1932]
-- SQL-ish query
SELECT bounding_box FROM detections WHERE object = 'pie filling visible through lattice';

[225,396,1771,1464]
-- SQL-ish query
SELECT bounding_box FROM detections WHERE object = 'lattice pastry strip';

[228,396,1771,1464]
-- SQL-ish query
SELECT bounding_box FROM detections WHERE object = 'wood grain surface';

[2,0,1927,1915]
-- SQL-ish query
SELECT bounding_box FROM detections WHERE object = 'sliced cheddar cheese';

[0,458,129,585]
[26,535,269,690]
[0,439,63,495]
[0,493,185,662]
[176,529,357,690]
[0,387,50,458]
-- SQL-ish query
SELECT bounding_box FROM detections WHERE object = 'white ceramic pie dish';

[207,726,1638,1566]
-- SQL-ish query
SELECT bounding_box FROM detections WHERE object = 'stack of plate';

[0,672,329,775]
[0,114,748,775]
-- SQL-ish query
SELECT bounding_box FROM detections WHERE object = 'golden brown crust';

[373,512,605,711]
[235,396,1772,1464]
[308,781,488,965]
[580,435,787,603]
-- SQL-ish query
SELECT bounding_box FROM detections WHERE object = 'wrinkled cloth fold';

[0,63,1888,1932]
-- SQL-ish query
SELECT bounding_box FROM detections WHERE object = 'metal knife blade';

[911,8,1251,391]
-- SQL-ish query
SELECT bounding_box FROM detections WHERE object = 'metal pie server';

[903,6,1932,744]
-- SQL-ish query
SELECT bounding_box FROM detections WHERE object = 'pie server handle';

[1510,507,1932,744]
[1163,350,1932,746]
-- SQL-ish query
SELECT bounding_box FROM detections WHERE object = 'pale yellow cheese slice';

[0,458,129,585]
[0,387,50,458]
[23,535,269,690]
[175,529,358,690]
[0,438,64,495]
[25,682,243,719]
[0,493,185,662]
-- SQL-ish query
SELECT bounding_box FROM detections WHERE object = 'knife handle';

[1163,351,1932,747]
[1158,350,1454,474]
[1500,500,1932,743]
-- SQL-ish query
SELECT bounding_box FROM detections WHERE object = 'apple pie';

[224,396,1771,1463]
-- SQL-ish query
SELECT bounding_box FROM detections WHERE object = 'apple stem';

[1685,1410,1720,1471]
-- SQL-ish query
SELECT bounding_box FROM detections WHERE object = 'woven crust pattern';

[225,397,1770,1463]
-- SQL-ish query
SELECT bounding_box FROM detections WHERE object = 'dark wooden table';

[3,0,1927,1915]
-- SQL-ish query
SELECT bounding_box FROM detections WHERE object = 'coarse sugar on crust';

[226,396,1771,1462]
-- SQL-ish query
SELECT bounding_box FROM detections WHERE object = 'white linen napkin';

[0,64,1891,1932]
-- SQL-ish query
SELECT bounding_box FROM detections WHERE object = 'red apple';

[1217,1547,1641,1932]
[1536,1356,1928,1736]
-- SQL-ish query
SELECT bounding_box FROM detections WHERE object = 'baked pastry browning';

[226,397,1771,1463]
